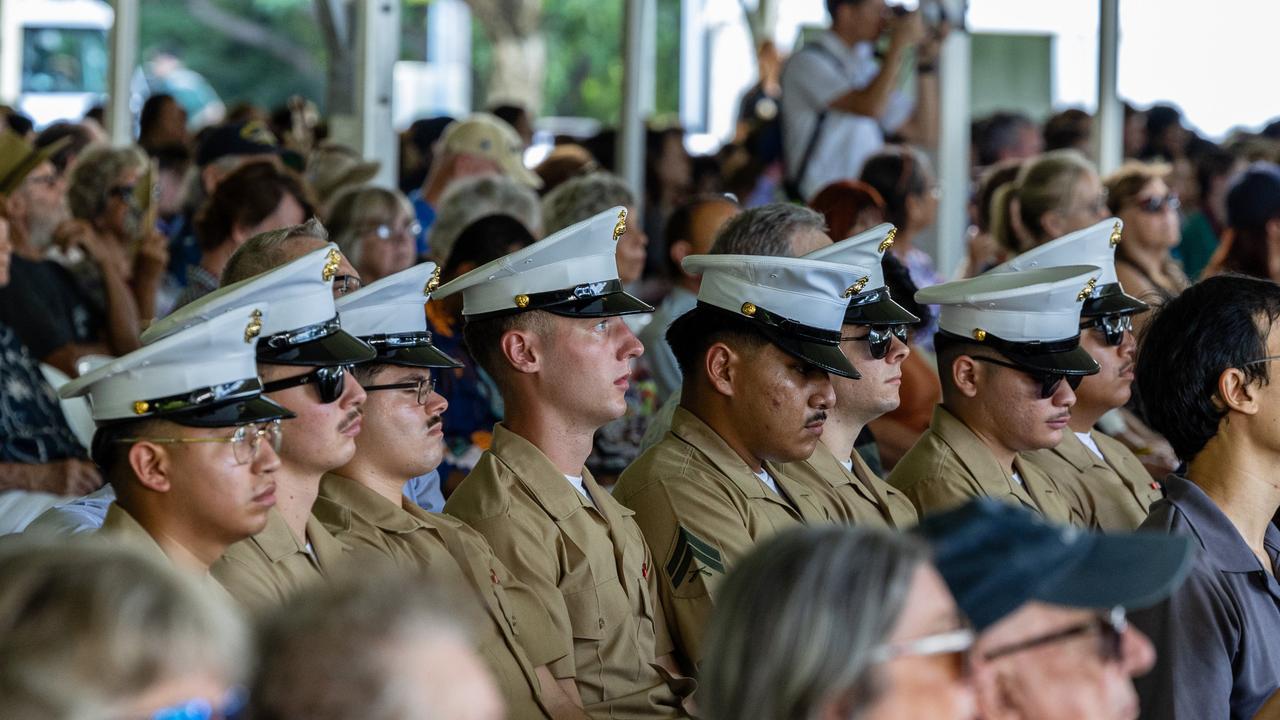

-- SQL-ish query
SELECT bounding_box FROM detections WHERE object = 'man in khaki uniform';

[993,219,1162,529]
[615,245,866,666]
[777,223,920,528]
[61,305,291,586]
[143,225,376,610]
[313,260,587,719]
[437,208,692,718]
[888,265,1103,525]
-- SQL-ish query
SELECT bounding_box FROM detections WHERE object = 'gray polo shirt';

[1130,474,1280,720]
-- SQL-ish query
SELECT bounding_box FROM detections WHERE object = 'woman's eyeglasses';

[1133,193,1180,214]
[261,365,352,404]
[841,325,909,359]
[367,221,422,242]
[970,355,1084,399]
[870,627,975,678]
[1080,314,1133,347]
[362,376,437,405]
[114,420,283,466]
[984,607,1127,664]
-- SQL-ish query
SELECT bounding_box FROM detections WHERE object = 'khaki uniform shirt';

[445,424,684,720]
[100,503,233,600]
[314,473,561,720]
[212,506,351,612]
[779,441,918,528]
[1023,430,1163,531]
[613,407,832,667]
[887,405,1081,526]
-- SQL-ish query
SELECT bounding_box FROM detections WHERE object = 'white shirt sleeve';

[783,48,852,112]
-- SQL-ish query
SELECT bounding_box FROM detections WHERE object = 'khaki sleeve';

[905,471,983,518]
[467,511,576,679]
[210,553,285,615]
[491,552,570,668]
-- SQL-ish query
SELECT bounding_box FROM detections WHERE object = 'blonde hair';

[992,149,1097,252]
[326,185,414,267]
[1104,160,1171,215]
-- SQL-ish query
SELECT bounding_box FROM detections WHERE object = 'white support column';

[1094,0,1122,174]
[354,0,400,187]
[933,2,971,281]
[620,0,656,215]
[107,0,138,145]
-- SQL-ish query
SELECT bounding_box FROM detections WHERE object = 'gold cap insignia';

[612,208,628,242]
[321,248,341,282]
[878,228,897,254]
[244,309,263,344]
[1077,278,1097,302]
[514,294,530,309]
[1109,221,1122,248]
[972,328,987,342]
[741,302,757,317]
[133,400,150,415]
[843,276,870,297]
[424,266,442,295]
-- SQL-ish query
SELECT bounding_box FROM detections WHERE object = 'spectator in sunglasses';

[888,266,1101,524]
[144,228,376,611]
[1105,161,1188,336]
[1129,274,1280,719]
[994,219,1162,531]
[917,499,1194,720]
[701,525,978,720]
[60,306,292,578]
[776,223,919,528]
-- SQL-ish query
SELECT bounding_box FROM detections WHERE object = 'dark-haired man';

[615,250,863,666]
[1127,274,1280,719]
[438,208,691,717]
[888,265,1102,524]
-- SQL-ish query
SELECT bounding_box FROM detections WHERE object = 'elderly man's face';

[972,602,1155,720]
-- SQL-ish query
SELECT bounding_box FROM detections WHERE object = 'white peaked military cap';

[803,223,920,326]
[142,244,375,366]
[990,218,1148,319]
[916,265,1104,376]
[433,206,652,319]
[335,261,461,368]
[60,303,293,428]
[683,254,866,379]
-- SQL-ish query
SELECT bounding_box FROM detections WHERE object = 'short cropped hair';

[710,203,825,256]
[666,304,769,386]
[461,310,553,391]
[221,217,329,285]
[1136,274,1280,462]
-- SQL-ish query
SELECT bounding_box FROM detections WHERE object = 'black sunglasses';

[1080,314,1133,347]
[984,607,1126,664]
[261,364,352,404]
[970,356,1083,399]
[841,325,909,360]
[1134,192,1180,214]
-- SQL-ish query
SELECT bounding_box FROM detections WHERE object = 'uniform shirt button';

[598,618,606,629]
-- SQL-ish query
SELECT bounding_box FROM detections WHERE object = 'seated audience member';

[137,93,189,154]
[534,143,599,195]
[1105,162,1187,333]
[701,525,977,720]
[318,262,586,718]
[34,121,97,177]
[999,220,1162,530]
[991,149,1106,256]
[60,306,291,579]
[428,214,536,495]
[917,499,1194,720]
[305,141,380,216]
[0,132,142,375]
[638,195,740,401]
[249,573,504,720]
[972,111,1042,169]
[1042,108,1093,154]
[1177,146,1241,280]
[1128,274,1280,719]
[809,179,887,239]
[490,101,535,147]
[427,174,544,266]
[888,266,1101,524]
[0,539,248,719]
[328,185,424,285]
[1205,162,1280,284]
[181,159,312,308]
[965,160,1024,276]
[65,144,170,322]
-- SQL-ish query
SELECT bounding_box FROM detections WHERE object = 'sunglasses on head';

[1080,314,1133,346]
[970,355,1084,399]
[842,324,909,359]
[1134,192,1180,214]
[261,364,352,404]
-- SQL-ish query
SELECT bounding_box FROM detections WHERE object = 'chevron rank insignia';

[666,527,725,589]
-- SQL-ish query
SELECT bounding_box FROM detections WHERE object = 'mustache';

[805,411,828,426]
[426,415,443,430]
[1049,412,1072,423]
[337,409,362,432]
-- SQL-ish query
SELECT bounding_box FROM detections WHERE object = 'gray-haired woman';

[701,525,977,720]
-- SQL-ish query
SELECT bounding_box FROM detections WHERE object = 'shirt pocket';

[564,585,607,641]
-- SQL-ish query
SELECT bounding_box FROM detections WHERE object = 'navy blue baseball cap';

[914,499,1195,631]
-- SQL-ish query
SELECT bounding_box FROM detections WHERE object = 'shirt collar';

[1163,473,1280,573]
[319,473,421,533]
[489,423,595,520]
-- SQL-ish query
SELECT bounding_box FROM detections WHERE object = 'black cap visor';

[1081,283,1149,318]
[1037,531,1195,612]
[750,304,860,379]
[948,330,1100,377]
[168,395,296,428]
[258,322,377,367]
[544,290,654,318]
[365,335,463,369]
[844,287,921,326]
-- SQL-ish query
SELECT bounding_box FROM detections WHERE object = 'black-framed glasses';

[970,356,1083,399]
[1134,192,1180,214]
[362,376,437,405]
[984,606,1127,664]
[261,365,352,404]
[332,274,362,296]
[1080,314,1133,347]
[114,420,283,466]
[842,324,909,360]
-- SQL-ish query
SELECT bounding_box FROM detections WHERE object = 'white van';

[0,0,113,127]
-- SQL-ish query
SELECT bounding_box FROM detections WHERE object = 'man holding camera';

[780,0,943,200]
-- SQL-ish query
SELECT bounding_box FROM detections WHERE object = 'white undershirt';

[1076,431,1105,460]
[1011,471,1024,487]
[754,468,782,496]
[565,475,595,507]
[840,458,854,473]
